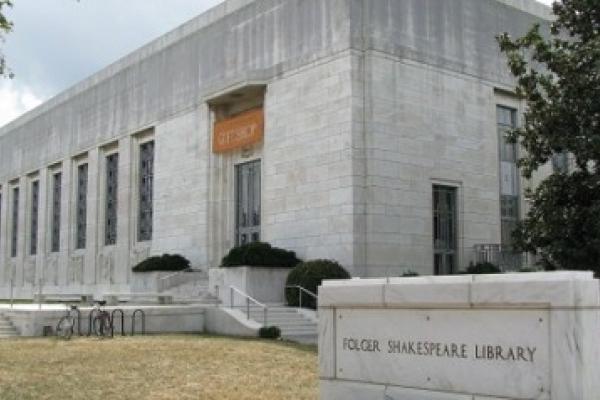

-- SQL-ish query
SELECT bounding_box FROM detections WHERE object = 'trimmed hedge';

[464,262,502,274]
[221,242,301,268]
[285,259,350,309]
[132,254,191,272]
[402,270,420,277]
[258,326,281,340]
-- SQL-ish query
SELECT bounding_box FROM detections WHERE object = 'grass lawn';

[0,335,318,400]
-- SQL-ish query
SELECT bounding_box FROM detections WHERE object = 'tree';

[0,0,13,78]
[497,0,600,273]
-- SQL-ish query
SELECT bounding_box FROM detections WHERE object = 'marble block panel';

[319,272,600,400]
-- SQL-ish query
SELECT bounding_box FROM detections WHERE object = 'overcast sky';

[0,0,553,127]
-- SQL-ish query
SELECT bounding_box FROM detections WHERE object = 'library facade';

[0,0,553,297]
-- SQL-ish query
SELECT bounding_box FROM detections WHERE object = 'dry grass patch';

[0,335,317,400]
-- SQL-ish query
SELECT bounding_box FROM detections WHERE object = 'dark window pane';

[433,185,457,275]
[76,163,88,249]
[105,153,119,245]
[30,181,39,255]
[235,160,261,246]
[138,141,154,242]
[51,173,62,252]
[11,187,19,257]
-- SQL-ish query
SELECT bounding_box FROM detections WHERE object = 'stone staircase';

[248,305,318,344]
[0,313,19,338]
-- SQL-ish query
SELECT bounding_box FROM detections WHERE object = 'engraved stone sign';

[336,309,549,399]
[318,272,600,400]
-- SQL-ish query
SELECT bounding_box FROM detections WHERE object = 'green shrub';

[258,326,281,339]
[221,242,301,268]
[285,259,351,309]
[402,270,419,277]
[464,262,502,274]
[518,266,541,273]
[132,254,190,272]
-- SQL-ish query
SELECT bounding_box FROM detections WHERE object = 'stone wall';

[0,0,553,294]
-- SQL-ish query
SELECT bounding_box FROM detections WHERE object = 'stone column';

[84,149,99,288]
[35,168,49,285]
[58,161,72,287]
[15,176,26,289]
[116,135,132,285]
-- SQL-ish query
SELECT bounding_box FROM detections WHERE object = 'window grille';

[0,192,2,248]
[11,187,19,257]
[30,181,39,255]
[497,106,520,252]
[551,151,569,174]
[76,164,88,250]
[105,153,119,245]
[235,160,261,246]
[138,141,154,242]
[433,185,457,275]
[51,172,62,252]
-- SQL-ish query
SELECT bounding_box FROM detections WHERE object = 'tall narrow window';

[11,187,19,258]
[30,180,39,255]
[235,160,261,246]
[105,153,119,245]
[0,192,2,247]
[51,172,62,252]
[138,141,154,242]
[433,185,457,275]
[76,164,88,250]
[497,106,520,249]
[552,151,569,174]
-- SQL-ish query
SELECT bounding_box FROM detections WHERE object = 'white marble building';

[0,0,553,297]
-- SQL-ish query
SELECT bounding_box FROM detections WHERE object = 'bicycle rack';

[131,309,146,336]
[110,309,125,337]
[73,307,82,336]
[87,309,99,336]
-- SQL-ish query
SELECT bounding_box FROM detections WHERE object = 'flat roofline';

[496,0,553,20]
[0,0,254,135]
[0,0,553,135]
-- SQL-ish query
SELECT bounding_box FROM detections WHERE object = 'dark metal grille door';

[11,187,19,257]
[235,160,261,246]
[433,186,457,275]
[51,173,61,252]
[138,141,154,242]
[105,154,119,245]
[76,164,88,250]
[30,181,39,255]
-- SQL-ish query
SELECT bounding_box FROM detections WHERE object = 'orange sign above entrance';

[213,108,264,153]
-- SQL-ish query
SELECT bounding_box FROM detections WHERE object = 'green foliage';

[464,262,502,275]
[401,270,420,277]
[285,260,350,309]
[0,0,13,78]
[511,173,600,272]
[132,254,191,272]
[258,326,281,340]
[497,1,600,274]
[221,242,301,268]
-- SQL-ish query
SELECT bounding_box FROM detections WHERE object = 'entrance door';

[433,185,457,275]
[235,160,261,246]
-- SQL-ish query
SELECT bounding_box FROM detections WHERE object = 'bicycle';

[56,305,80,340]
[92,300,112,338]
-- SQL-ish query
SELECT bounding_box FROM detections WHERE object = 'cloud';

[0,0,223,128]
[0,81,44,128]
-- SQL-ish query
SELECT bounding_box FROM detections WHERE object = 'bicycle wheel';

[56,316,74,340]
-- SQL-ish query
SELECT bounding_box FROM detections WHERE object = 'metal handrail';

[229,286,268,326]
[285,285,317,309]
